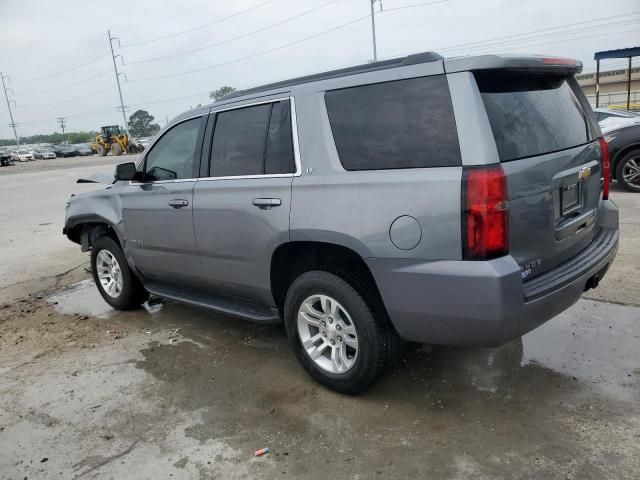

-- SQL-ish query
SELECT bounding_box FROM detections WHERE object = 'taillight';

[462,166,509,259]
[598,137,611,200]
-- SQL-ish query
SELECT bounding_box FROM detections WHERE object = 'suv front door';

[119,115,207,287]
[193,99,298,306]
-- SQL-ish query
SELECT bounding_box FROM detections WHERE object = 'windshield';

[476,72,598,162]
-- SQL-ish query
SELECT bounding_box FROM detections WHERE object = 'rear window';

[324,75,461,170]
[476,72,597,162]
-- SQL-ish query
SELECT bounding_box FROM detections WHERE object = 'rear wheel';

[284,271,397,394]
[111,143,123,156]
[90,235,148,310]
[97,145,107,156]
[616,149,640,192]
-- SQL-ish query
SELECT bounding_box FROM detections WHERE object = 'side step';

[144,282,281,324]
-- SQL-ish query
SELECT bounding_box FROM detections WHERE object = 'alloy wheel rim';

[297,294,359,374]
[622,157,640,187]
[96,249,123,298]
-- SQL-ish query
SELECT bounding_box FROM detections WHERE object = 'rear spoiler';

[444,54,583,75]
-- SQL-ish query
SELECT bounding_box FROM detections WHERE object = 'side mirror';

[115,162,139,181]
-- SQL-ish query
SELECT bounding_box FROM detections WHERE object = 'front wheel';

[97,145,107,156]
[91,235,148,310]
[111,143,123,156]
[616,149,640,192]
[284,271,397,394]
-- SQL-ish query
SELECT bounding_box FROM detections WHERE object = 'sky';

[1,0,639,139]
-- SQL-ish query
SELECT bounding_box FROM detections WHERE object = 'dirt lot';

[0,161,639,479]
[0,154,135,176]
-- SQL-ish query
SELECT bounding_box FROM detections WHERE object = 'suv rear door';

[192,98,298,306]
[473,69,603,280]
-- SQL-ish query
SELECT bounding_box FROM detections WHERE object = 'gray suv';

[64,52,619,393]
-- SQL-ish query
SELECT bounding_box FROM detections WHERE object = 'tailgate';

[475,70,603,280]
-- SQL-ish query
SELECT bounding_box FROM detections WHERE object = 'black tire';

[616,149,640,192]
[97,145,107,156]
[90,235,148,310]
[283,270,398,394]
[111,143,123,156]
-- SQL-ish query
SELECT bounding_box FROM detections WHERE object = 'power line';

[16,86,115,108]
[382,0,449,12]
[120,0,276,48]
[11,53,110,84]
[433,11,640,54]
[15,70,112,96]
[126,0,342,65]
[128,13,372,82]
[118,0,224,31]
[438,18,640,55]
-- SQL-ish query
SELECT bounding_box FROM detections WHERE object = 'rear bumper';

[368,200,619,347]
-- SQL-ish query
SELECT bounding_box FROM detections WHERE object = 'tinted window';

[210,104,271,177]
[145,117,201,181]
[476,72,596,162]
[265,100,295,174]
[325,75,461,170]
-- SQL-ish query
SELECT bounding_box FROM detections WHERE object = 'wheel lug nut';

[322,331,327,337]
[330,339,335,345]
[329,318,333,324]
[321,321,326,327]
[336,325,341,331]
[338,336,342,342]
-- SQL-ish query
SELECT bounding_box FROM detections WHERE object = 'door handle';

[252,198,281,210]
[168,199,189,209]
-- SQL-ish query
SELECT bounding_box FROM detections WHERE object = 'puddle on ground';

[46,280,640,401]
[48,280,165,319]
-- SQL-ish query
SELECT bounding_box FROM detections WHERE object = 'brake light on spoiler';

[542,57,577,66]
[462,166,509,260]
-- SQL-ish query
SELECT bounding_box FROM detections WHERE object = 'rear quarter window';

[324,75,461,170]
[476,71,597,162]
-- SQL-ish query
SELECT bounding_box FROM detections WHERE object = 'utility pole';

[1,72,19,146]
[108,30,129,136]
[57,117,67,143]
[369,0,380,62]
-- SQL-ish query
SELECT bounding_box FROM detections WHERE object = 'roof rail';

[220,51,443,101]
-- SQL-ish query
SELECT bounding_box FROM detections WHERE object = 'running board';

[144,282,281,323]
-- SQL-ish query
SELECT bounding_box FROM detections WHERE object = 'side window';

[144,117,201,181]
[210,100,295,177]
[265,100,295,174]
[325,75,462,170]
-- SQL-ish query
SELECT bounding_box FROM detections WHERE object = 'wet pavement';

[1,164,639,479]
[1,279,639,479]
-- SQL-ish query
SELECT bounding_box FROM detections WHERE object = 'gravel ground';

[0,154,139,176]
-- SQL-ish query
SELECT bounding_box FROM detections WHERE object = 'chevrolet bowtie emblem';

[578,166,592,180]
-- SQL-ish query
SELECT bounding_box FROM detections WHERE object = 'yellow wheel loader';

[92,126,143,156]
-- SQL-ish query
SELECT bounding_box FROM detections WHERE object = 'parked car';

[593,107,640,122]
[602,122,640,192]
[64,52,619,393]
[11,149,35,162]
[74,144,94,156]
[32,148,57,160]
[50,145,78,157]
[0,150,13,167]
[593,108,640,132]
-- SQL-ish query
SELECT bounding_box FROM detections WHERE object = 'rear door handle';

[252,198,281,210]
[168,199,189,209]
